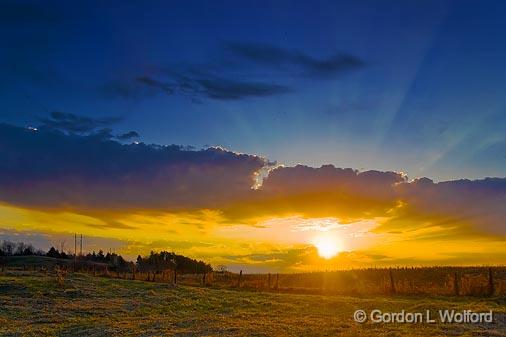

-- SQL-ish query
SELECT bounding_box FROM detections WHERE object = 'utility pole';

[80,234,83,256]
[74,234,77,272]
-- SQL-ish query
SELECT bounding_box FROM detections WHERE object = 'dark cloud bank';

[223,42,365,78]
[39,111,121,134]
[0,123,265,210]
[38,111,138,141]
[0,122,505,237]
[106,42,365,102]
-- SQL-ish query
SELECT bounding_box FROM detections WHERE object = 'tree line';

[136,251,212,275]
[0,241,45,256]
[0,240,213,275]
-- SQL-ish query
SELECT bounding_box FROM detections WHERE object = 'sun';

[314,236,341,259]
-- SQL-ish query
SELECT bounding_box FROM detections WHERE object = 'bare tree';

[1,241,15,255]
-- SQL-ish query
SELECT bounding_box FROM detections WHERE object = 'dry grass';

[0,271,505,336]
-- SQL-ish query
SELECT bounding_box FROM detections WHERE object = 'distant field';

[0,272,505,336]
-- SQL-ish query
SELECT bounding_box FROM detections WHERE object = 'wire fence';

[3,258,504,297]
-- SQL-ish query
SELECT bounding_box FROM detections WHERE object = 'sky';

[1,0,506,272]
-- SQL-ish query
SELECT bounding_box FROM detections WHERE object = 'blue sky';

[2,0,506,180]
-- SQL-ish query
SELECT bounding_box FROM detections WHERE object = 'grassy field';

[0,272,505,337]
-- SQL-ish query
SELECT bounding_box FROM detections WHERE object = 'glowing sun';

[314,236,342,259]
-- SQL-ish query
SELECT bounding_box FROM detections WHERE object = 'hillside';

[1,255,108,269]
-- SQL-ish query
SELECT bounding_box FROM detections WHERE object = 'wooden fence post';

[173,269,177,285]
[389,268,396,295]
[275,273,279,292]
[488,267,495,296]
[453,272,460,296]
[202,272,206,286]
[238,270,242,288]
[268,273,271,290]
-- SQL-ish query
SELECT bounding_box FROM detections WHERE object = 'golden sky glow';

[2,201,505,272]
[1,125,505,272]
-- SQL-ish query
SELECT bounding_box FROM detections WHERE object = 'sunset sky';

[1,0,506,272]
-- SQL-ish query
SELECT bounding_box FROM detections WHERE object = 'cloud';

[1,122,505,240]
[39,111,121,134]
[37,112,142,142]
[131,74,292,101]
[221,246,312,270]
[105,42,362,102]
[386,177,506,236]
[224,42,365,78]
[223,165,406,223]
[104,71,292,101]
[222,164,506,238]
[117,131,140,141]
[0,123,266,210]
[196,77,292,100]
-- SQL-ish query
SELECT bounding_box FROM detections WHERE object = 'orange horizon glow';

[1,201,505,273]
